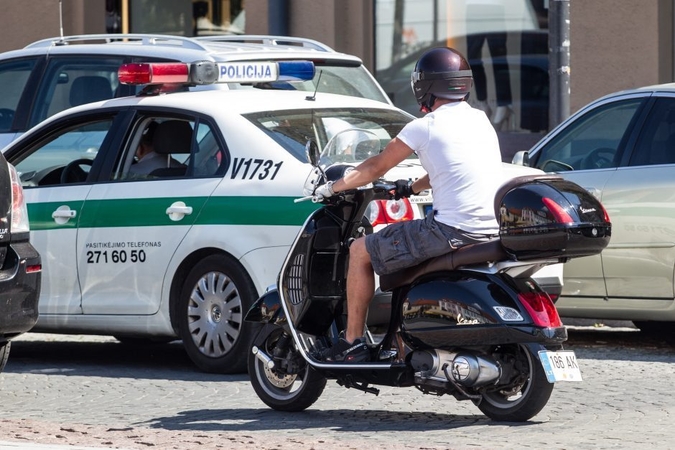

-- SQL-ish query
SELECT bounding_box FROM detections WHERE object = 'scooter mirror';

[305,140,320,167]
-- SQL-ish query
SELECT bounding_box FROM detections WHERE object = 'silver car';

[512,83,675,334]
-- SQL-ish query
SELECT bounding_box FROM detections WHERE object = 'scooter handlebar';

[294,180,396,203]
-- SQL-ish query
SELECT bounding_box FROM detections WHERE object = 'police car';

[4,60,557,373]
[0,59,427,373]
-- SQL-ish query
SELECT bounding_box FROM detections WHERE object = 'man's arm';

[411,174,430,194]
[331,137,415,193]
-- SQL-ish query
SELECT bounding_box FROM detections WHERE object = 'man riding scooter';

[314,47,506,362]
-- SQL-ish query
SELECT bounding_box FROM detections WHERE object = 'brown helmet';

[411,47,473,111]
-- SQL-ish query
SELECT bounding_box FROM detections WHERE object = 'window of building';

[105,0,245,36]
[375,0,549,153]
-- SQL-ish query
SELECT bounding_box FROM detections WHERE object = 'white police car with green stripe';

[0,60,426,373]
[4,60,555,373]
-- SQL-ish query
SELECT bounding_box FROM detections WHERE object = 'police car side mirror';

[511,150,530,166]
[306,140,320,167]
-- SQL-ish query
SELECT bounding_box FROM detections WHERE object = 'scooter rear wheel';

[475,344,554,422]
[248,328,326,412]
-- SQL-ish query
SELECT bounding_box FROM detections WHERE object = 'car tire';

[0,341,10,373]
[176,254,259,374]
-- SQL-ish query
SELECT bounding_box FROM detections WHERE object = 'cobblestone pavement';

[0,323,673,450]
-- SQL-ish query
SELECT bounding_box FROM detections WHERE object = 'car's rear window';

[245,107,413,162]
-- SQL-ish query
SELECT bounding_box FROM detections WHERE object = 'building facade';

[1,0,672,146]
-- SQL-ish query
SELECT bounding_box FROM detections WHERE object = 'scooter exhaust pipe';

[450,353,501,387]
[411,350,501,387]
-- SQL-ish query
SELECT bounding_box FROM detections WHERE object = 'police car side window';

[12,119,113,187]
[193,121,227,177]
[118,117,226,180]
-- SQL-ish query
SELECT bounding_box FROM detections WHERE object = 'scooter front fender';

[245,288,287,324]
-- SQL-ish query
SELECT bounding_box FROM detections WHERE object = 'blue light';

[277,61,315,81]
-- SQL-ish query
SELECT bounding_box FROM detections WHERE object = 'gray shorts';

[365,211,496,276]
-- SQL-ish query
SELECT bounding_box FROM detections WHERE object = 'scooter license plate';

[538,350,583,383]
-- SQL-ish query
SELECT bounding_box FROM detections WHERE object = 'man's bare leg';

[344,237,375,343]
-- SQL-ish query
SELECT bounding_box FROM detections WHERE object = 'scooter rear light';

[366,198,414,227]
[518,291,563,327]
[601,204,611,223]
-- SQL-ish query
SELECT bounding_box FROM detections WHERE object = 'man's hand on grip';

[394,179,416,200]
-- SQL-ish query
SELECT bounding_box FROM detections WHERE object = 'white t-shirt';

[397,101,504,234]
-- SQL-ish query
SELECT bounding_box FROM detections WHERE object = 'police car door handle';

[166,201,193,221]
[51,205,77,225]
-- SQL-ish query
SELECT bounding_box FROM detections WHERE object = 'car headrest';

[152,120,193,155]
[69,76,113,107]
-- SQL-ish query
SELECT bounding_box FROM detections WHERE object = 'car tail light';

[366,198,414,227]
[517,291,562,327]
[8,164,29,233]
[26,264,41,273]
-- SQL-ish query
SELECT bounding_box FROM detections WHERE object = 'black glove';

[394,179,417,200]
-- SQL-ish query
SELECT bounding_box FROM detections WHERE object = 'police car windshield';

[245,108,414,163]
[227,65,390,104]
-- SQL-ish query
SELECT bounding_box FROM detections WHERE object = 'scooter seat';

[379,239,508,292]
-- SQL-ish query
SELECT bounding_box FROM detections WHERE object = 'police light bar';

[118,61,315,86]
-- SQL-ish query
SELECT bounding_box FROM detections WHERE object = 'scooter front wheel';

[475,344,554,422]
[248,328,326,412]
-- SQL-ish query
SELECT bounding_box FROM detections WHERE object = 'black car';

[0,153,41,373]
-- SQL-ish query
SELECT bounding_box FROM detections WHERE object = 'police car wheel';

[177,254,258,374]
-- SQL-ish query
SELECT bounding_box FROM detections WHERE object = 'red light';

[601,204,611,223]
[541,197,574,224]
[368,198,414,227]
[26,264,42,274]
[518,291,562,327]
[119,63,189,85]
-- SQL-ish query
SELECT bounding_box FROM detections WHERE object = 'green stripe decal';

[28,197,319,230]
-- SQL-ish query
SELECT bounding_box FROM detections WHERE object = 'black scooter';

[245,131,611,422]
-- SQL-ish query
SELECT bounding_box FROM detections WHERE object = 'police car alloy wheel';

[177,254,259,374]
